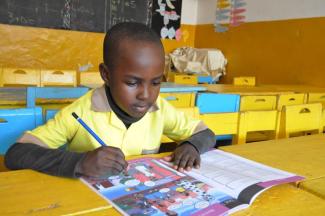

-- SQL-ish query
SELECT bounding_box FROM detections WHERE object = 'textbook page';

[185,150,304,202]
[81,157,248,216]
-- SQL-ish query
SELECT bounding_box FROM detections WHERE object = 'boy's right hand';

[78,146,128,178]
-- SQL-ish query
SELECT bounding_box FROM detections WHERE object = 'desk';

[220,134,325,201]
[1,151,325,216]
[0,88,26,108]
[205,84,294,95]
[232,184,325,216]
[0,170,112,215]
[205,84,325,95]
[261,84,325,93]
[300,177,325,200]
[220,134,325,181]
[0,156,8,172]
[0,87,88,108]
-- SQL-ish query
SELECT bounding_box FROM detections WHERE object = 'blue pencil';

[72,112,106,146]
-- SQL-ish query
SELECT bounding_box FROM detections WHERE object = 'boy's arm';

[160,97,216,171]
[4,142,86,178]
[4,142,128,178]
[163,127,215,172]
[181,126,216,154]
[160,97,216,152]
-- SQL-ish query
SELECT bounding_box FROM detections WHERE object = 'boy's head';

[99,22,165,118]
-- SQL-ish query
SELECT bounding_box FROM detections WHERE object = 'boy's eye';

[152,81,161,86]
[152,78,162,86]
[126,81,138,86]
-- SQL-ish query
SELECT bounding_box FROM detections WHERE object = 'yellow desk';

[261,84,325,93]
[1,149,325,215]
[205,84,294,95]
[1,169,324,216]
[0,170,112,216]
[0,156,8,172]
[220,134,325,181]
[0,88,26,108]
[300,177,325,200]
[233,184,325,216]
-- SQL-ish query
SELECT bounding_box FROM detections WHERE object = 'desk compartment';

[160,92,195,108]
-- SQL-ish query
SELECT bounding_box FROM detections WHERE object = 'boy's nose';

[137,85,150,100]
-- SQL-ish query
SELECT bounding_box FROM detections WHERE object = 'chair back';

[240,95,277,111]
[282,103,323,138]
[236,110,279,144]
[277,93,306,111]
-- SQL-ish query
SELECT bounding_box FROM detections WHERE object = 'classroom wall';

[1,0,324,87]
[0,23,195,70]
[0,1,198,71]
[194,0,325,87]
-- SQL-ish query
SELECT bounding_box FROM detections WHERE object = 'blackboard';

[0,0,152,33]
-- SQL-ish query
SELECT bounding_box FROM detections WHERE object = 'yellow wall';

[195,17,325,87]
[3,16,324,87]
[0,24,195,70]
[0,24,103,70]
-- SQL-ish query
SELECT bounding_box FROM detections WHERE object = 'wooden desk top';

[205,84,325,95]
[1,170,324,216]
[233,184,325,216]
[0,170,112,216]
[0,87,26,105]
[220,134,325,181]
[205,84,294,95]
[1,148,325,215]
[300,177,325,200]
[260,85,325,93]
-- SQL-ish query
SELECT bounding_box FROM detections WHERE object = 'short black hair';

[103,22,163,71]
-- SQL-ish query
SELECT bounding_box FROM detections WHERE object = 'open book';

[81,150,304,216]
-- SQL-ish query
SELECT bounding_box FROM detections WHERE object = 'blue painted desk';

[159,82,206,92]
[0,107,42,154]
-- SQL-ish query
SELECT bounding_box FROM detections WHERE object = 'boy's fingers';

[176,155,189,171]
[172,154,182,169]
[162,155,173,162]
[101,147,128,170]
[102,161,125,173]
[194,156,201,168]
[185,157,195,171]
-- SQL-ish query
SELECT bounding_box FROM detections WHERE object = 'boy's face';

[100,40,165,118]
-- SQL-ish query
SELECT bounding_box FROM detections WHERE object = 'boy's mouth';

[133,104,150,113]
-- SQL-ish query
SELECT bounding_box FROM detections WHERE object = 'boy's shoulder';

[155,95,175,111]
[59,89,94,114]
[152,95,181,117]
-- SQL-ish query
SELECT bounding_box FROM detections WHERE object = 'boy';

[5,22,215,179]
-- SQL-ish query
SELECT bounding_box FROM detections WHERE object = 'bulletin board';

[151,0,183,40]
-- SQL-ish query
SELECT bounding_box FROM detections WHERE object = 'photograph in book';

[81,150,304,216]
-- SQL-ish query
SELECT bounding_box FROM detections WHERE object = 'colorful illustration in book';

[85,158,239,216]
[87,158,184,198]
[82,151,304,216]
[111,176,237,216]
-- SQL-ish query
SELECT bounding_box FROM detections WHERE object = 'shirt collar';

[91,85,159,113]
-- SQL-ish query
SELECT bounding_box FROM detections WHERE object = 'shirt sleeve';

[160,97,207,142]
[4,143,85,178]
[27,103,81,149]
[181,128,216,154]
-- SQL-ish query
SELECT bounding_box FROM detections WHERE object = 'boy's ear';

[99,63,110,84]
